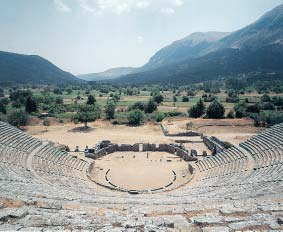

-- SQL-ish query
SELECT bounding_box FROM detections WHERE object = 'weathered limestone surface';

[0,121,283,230]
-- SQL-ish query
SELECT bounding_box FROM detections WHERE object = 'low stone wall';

[203,136,224,154]
[86,143,197,162]
[168,131,202,137]
[117,144,133,151]
[211,136,233,149]
[188,163,194,174]
[106,144,119,154]
[160,124,201,137]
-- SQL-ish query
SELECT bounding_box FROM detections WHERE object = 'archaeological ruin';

[0,121,283,231]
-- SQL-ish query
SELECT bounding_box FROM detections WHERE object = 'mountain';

[211,3,283,51]
[114,4,283,85]
[117,44,283,85]
[0,51,82,85]
[80,32,228,82]
[78,67,137,81]
[142,31,230,71]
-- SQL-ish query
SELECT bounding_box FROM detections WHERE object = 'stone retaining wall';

[203,136,224,154]
[86,143,197,162]
[210,136,233,149]
[160,124,201,137]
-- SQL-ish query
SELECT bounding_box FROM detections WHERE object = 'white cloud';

[171,0,184,7]
[137,36,144,43]
[53,0,72,12]
[76,0,183,15]
[160,7,175,14]
[77,0,96,13]
[136,0,151,9]
[76,0,131,15]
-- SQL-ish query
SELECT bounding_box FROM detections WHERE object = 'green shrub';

[145,98,157,113]
[8,109,29,128]
[227,110,235,119]
[206,100,225,119]
[167,111,183,117]
[105,100,116,119]
[155,111,166,122]
[129,102,145,111]
[246,104,261,113]
[188,99,205,118]
[182,96,189,102]
[127,110,144,126]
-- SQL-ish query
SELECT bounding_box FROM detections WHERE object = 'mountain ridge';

[0,51,82,85]
[141,31,230,71]
[78,67,137,81]
[112,3,283,85]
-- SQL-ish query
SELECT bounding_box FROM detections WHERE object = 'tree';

[111,94,120,103]
[155,111,165,122]
[153,94,164,104]
[43,118,50,131]
[188,99,205,118]
[145,98,157,113]
[173,96,177,103]
[53,88,62,95]
[128,110,144,126]
[74,104,101,128]
[234,102,247,118]
[0,101,7,114]
[246,104,261,113]
[187,90,195,97]
[206,100,225,119]
[182,96,190,102]
[263,102,275,110]
[226,89,239,103]
[66,89,73,95]
[227,110,235,119]
[105,100,116,119]
[10,90,32,102]
[55,97,63,105]
[129,102,145,111]
[25,96,37,114]
[8,109,28,128]
[261,94,271,102]
[87,94,96,105]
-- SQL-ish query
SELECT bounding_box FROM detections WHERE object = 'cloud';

[136,0,151,9]
[77,0,97,13]
[76,0,130,15]
[76,0,183,15]
[160,7,175,14]
[171,0,184,7]
[137,36,144,43]
[53,0,72,12]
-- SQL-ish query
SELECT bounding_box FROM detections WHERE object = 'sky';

[0,0,283,75]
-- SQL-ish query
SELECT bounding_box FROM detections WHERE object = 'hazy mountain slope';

[142,31,230,71]
[115,43,283,85]
[78,67,137,81]
[211,3,283,51]
[114,3,283,85]
[0,51,81,85]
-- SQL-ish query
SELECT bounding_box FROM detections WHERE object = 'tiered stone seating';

[0,121,283,231]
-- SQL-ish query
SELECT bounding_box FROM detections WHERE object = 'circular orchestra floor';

[89,152,193,193]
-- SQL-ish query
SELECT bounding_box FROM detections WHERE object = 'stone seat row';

[193,124,283,189]
[0,122,42,153]
[0,121,283,206]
